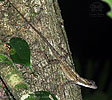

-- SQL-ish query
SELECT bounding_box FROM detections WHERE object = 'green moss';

[6,69,18,79]
[14,83,28,91]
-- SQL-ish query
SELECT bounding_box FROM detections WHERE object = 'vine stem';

[29,65,33,73]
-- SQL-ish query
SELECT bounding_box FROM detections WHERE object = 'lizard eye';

[88,80,95,85]
[88,80,97,89]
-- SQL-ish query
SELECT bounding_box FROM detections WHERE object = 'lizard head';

[76,78,98,89]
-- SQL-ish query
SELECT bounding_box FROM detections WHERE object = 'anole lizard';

[7,0,97,89]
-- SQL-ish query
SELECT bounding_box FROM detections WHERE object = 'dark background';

[58,0,112,100]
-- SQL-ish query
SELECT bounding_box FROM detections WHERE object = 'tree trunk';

[0,0,82,100]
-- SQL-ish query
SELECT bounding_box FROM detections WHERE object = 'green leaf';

[0,54,18,71]
[25,91,58,100]
[9,37,31,66]
[102,0,112,18]
[0,54,13,65]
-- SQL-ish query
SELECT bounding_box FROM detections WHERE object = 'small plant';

[4,37,33,73]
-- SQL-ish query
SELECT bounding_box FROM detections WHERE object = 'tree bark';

[0,0,82,100]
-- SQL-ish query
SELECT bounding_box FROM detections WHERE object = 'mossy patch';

[14,83,28,91]
[6,69,18,79]
[7,74,23,88]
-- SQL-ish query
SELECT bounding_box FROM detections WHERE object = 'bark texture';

[0,0,82,100]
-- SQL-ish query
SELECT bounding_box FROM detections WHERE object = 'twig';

[0,76,16,100]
